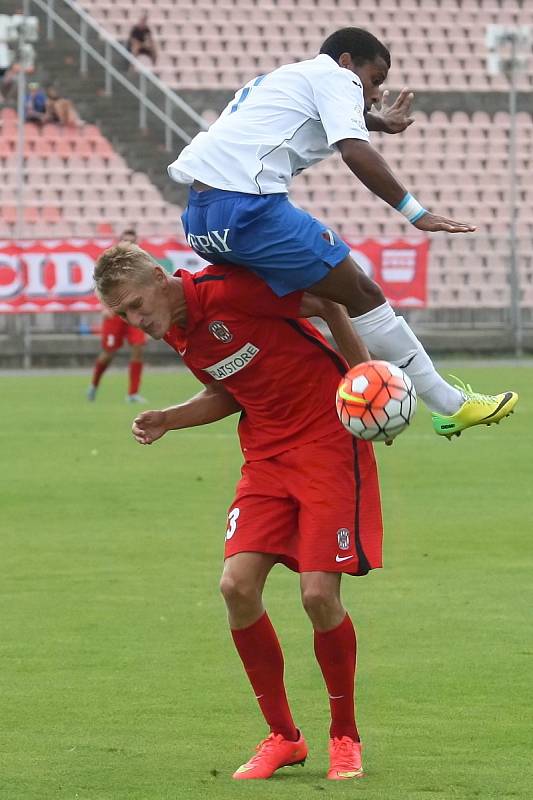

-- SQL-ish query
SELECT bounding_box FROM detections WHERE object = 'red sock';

[91,359,109,388]
[231,612,299,741]
[314,613,359,741]
[129,360,143,395]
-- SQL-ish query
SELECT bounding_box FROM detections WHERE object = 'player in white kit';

[168,27,517,437]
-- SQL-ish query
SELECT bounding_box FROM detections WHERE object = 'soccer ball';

[336,360,417,442]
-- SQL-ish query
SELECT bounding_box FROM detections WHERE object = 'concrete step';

[4,0,227,207]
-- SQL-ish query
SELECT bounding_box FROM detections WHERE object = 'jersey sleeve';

[226,269,303,318]
[186,361,215,386]
[218,75,257,120]
[312,69,369,147]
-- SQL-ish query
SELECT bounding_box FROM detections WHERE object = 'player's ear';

[338,51,354,70]
[153,265,167,286]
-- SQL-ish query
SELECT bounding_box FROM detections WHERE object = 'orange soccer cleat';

[232,731,308,780]
[327,736,364,780]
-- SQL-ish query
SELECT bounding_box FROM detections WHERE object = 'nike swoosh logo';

[336,769,364,778]
[255,694,264,700]
[398,353,417,370]
[328,694,344,699]
[337,387,366,405]
[178,348,187,356]
[335,554,354,563]
[481,392,515,420]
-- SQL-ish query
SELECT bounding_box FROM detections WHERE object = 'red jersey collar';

[178,269,204,334]
[164,269,204,343]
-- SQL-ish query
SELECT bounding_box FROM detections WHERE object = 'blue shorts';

[181,189,350,296]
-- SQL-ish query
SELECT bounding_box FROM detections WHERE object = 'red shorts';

[224,428,383,576]
[101,315,146,352]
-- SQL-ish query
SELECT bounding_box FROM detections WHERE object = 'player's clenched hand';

[414,212,476,234]
[377,88,415,133]
[132,410,167,445]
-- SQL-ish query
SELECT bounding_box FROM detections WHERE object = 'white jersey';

[168,54,369,195]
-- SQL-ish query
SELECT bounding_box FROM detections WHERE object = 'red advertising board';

[348,238,429,307]
[0,237,428,312]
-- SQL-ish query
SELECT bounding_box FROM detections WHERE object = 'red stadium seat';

[2,1,531,306]
[42,206,62,225]
[97,221,115,236]
[31,139,55,157]
[54,139,75,158]
[0,205,17,226]
[24,206,39,225]
[0,107,18,122]
[0,140,14,158]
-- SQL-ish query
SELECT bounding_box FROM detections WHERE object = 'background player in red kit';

[94,242,384,781]
[87,228,147,403]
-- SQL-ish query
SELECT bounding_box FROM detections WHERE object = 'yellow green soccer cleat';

[432,376,518,439]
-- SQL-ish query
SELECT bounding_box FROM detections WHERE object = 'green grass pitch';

[1,366,532,800]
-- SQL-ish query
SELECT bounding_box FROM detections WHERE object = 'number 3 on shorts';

[225,507,240,540]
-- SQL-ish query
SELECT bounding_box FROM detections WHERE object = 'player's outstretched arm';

[337,138,476,233]
[132,384,241,445]
[300,295,369,367]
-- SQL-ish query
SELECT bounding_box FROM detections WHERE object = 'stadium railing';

[27,0,208,150]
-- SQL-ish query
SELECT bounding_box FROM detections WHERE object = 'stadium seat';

[78,0,533,92]
[0,114,183,240]
[3,0,531,309]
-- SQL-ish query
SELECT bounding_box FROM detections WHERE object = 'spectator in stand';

[24,81,47,124]
[45,86,83,128]
[127,13,157,66]
[87,228,147,404]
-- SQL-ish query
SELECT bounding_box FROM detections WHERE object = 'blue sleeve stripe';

[230,86,251,113]
[230,75,266,113]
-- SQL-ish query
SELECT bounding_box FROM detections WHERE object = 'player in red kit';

[87,228,147,403]
[94,242,384,781]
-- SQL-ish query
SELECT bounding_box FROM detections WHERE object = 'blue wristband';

[396,192,427,224]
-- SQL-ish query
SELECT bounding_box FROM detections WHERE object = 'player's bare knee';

[219,573,259,609]
[300,571,344,627]
[301,585,338,619]
[310,255,385,316]
[344,272,385,317]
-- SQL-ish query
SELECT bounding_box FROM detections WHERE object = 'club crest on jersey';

[337,528,350,550]
[209,321,233,343]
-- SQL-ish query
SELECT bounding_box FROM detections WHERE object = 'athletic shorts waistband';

[188,187,288,206]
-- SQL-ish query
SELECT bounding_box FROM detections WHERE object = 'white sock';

[351,302,463,415]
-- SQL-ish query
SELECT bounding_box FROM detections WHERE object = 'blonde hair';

[94,242,156,299]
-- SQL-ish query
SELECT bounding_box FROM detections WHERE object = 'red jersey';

[164,264,350,461]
